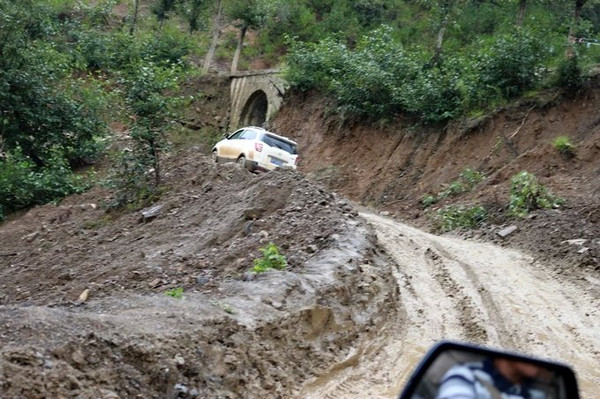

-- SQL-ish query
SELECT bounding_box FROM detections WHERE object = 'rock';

[244,221,254,236]
[202,181,213,193]
[258,230,269,239]
[380,211,391,216]
[71,349,85,365]
[140,204,164,223]
[189,389,199,397]
[22,231,39,243]
[305,244,318,254]
[243,272,256,281]
[497,225,518,238]
[78,288,90,303]
[174,354,185,366]
[563,239,587,246]
[99,389,120,399]
[173,383,188,397]
[243,208,265,220]
[196,276,209,286]
[149,278,163,288]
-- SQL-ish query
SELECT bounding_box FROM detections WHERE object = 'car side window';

[228,130,244,140]
[241,130,257,140]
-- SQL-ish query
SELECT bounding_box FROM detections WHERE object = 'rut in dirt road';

[299,212,600,399]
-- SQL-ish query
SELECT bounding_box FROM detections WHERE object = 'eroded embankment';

[298,212,600,399]
[0,159,400,398]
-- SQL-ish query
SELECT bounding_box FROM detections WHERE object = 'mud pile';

[0,150,399,398]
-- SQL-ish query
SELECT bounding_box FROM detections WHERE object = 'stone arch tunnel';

[229,69,286,130]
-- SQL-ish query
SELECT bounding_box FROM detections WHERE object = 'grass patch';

[552,135,576,158]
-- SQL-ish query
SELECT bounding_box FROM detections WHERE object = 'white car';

[212,126,298,172]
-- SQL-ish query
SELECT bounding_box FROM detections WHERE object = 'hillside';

[1,75,599,398]
[274,81,600,276]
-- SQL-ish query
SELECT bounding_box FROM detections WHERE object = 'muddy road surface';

[1,154,599,398]
[300,212,600,399]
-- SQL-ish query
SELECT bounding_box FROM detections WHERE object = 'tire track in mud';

[298,212,600,399]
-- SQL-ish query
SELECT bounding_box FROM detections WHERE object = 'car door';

[219,129,245,160]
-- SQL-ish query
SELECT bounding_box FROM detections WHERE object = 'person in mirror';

[436,357,547,399]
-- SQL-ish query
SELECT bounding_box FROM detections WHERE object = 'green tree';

[224,0,281,72]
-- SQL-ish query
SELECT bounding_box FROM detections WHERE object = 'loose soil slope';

[0,154,399,398]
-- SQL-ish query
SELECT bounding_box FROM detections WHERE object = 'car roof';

[243,126,297,145]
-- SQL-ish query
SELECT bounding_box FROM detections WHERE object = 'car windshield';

[261,134,298,155]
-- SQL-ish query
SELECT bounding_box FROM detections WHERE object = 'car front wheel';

[236,155,246,169]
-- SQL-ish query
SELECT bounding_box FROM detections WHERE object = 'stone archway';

[229,70,286,130]
[240,90,268,127]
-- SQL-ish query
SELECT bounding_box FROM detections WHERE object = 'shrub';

[554,56,583,94]
[436,204,487,232]
[0,148,92,218]
[475,30,545,100]
[252,242,287,273]
[508,171,564,217]
[421,194,438,209]
[552,135,576,157]
[460,167,486,189]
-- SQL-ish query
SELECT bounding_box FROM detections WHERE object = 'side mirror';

[399,341,580,399]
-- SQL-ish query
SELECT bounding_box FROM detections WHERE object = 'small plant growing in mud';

[165,287,184,299]
[552,136,576,158]
[253,242,287,273]
[436,204,487,232]
[508,171,564,217]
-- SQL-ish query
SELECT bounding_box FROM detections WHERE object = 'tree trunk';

[230,25,247,74]
[203,0,223,74]
[567,0,587,58]
[432,14,449,66]
[129,0,139,35]
[516,0,527,27]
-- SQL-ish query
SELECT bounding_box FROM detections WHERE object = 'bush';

[0,148,92,219]
[436,204,487,232]
[475,30,546,100]
[554,56,583,94]
[508,171,564,217]
[552,135,576,157]
[253,242,287,273]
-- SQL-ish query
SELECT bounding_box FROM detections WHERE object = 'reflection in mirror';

[400,342,579,399]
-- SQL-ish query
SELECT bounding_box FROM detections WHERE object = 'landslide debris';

[0,149,399,398]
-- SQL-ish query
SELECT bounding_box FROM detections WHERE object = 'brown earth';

[1,76,600,398]
[273,83,600,277]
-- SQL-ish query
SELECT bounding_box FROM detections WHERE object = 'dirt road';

[300,212,600,399]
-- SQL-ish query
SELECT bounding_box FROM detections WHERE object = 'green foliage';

[421,194,438,209]
[422,167,485,208]
[285,22,553,122]
[474,30,545,100]
[552,135,576,157]
[508,171,564,217]
[436,204,487,232]
[252,242,287,273]
[106,62,181,209]
[165,287,184,299]
[554,56,584,94]
[459,167,485,189]
[0,148,92,220]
